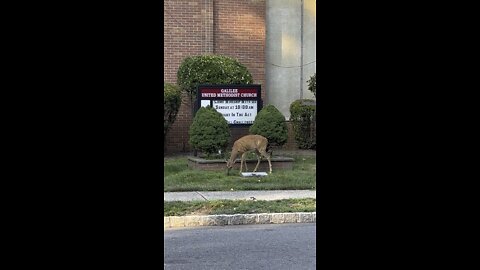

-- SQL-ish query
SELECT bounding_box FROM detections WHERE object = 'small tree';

[307,72,316,98]
[164,83,182,148]
[177,54,253,113]
[189,106,230,157]
[249,105,288,153]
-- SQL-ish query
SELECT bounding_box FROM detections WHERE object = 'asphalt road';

[164,223,316,270]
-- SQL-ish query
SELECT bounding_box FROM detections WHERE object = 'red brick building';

[164,0,314,153]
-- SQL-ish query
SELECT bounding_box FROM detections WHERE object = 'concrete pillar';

[302,0,316,100]
[266,0,316,120]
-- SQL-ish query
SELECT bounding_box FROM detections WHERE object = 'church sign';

[197,85,262,125]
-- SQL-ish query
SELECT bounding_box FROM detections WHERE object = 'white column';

[266,0,316,120]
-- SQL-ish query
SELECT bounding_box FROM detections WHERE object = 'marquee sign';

[197,85,262,126]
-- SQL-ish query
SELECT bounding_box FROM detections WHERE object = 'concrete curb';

[164,212,316,229]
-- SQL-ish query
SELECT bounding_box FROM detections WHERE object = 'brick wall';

[213,0,266,92]
[284,121,298,150]
[164,0,210,153]
[164,0,275,153]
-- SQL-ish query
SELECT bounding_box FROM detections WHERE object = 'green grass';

[164,155,316,192]
[164,198,316,216]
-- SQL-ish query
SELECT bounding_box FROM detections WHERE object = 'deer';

[226,135,272,175]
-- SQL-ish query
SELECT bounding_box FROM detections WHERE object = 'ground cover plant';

[164,198,316,216]
[164,155,316,192]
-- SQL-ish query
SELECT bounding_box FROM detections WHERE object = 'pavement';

[164,190,316,202]
[164,189,316,229]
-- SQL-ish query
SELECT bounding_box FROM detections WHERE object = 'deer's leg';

[240,152,249,173]
[240,154,243,172]
[244,153,249,172]
[253,150,262,172]
[259,149,272,174]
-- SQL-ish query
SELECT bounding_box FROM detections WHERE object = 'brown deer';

[226,135,272,175]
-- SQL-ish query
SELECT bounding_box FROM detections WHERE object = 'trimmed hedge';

[290,99,316,149]
[249,104,288,147]
[189,106,230,157]
[177,54,253,102]
[164,82,182,139]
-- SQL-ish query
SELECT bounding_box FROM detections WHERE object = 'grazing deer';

[226,135,272,175]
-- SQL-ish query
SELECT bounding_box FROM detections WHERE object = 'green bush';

[249,104,288,147]
[177,54,253,102]
[164,82,182,139]
[290,99,316,149]
[189,106,230,157]
[307,73,316,98]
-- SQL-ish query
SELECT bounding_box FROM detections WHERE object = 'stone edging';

[164,212,316,229]
[187,156,294,163]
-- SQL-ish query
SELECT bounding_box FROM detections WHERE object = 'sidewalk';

[164,190,316,202]
[164,190,317,229]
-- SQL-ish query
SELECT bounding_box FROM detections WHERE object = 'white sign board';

[197,85,262,125]
[212,100,257,125]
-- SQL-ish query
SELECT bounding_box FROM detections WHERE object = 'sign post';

[197,85,262,126]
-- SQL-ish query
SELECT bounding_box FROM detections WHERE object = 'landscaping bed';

[187,156,294,171]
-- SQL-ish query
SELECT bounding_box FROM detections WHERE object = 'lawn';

[164,198,316,216]
[164,155,316,192]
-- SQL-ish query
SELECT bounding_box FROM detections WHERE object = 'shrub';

[290,99,316,149]
[249,104,288,148]
[307,73,316,98]
[177,55,253,107]
[164,82,182,139]
[189,106,230,157]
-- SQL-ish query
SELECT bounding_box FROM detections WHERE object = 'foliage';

[290,99,316,149]
[164,82,182,139]
[177,54,253,102]
[307,72,316,98]
[249,104,288,147]
[189,106,230,157]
